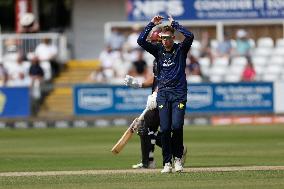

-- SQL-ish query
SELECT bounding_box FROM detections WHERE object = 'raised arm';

[137,16,163,56]
[169,15,194,53]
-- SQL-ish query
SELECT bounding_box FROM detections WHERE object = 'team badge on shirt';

[178,103,185,109]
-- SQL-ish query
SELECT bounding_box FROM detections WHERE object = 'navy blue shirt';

[137,21,194,94]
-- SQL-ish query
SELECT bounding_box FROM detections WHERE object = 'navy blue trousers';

[157,90,186,164]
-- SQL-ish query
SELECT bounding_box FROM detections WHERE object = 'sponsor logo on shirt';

[162,61,175,67]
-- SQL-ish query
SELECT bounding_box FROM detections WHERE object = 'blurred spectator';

[106,28,125,50]
[99,45,115,81]
[112,49,131,80]
[186,55,203,83]
[122,45,140,64]
[186,55,202,76]
[216,32,232,57]
[241,57,256,82]
[122,25,142,64]
[0,62,8,86]
[126,24,141,50]
[128,50,148,79]
[234,29,251,56]
[29,56,44,82]
[4,39,18,55]
[29,57,44,115]
[35,38,58,77]
[7,55,30,87]
[200,31,213,64]
[89,45,114,82]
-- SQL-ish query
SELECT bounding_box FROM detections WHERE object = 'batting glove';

[146,92,157,110]
[124,75,142,88]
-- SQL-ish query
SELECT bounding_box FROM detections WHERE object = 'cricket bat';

[111,108,148,155]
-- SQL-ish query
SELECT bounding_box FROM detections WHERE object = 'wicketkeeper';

[137,15,194,173]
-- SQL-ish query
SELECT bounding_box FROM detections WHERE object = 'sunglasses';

[161,36,173,40]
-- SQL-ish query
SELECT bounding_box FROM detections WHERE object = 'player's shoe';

[132,162,143,169]
[132,160,156,169]
[174,157,183,172]
[181,145,187,166]
[161,162,172,173]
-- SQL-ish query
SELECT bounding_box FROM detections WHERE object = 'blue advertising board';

[74,82,273,115]
[0,87,30,117]
[74,85,151,115]
[127,0,284,21]
[187,83,273,113]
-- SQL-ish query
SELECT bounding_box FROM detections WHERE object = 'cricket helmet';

[150,29,162,42]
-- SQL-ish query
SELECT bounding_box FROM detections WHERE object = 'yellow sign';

[0,91,6,113]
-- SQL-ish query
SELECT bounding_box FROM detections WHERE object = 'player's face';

[161,32,174,49]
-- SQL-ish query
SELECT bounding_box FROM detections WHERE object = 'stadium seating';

[253,47,272,57]
[281,72,284,81]
[276,38,284,47]
[191,40,202,57]
[209,75,223,83]
[99,29,283,84]
[187,75,203,83]
[271,47,284,56]
[262,73,279,81]
[38,60,100,117]
[198,37,284,83]
[213,57,229,67]
[257,37,274,48]
[224,74,240,82]
[270,56,284,66]
[199,57,210,76]
[252,56,267,67]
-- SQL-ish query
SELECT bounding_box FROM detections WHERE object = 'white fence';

[0,33,69,62]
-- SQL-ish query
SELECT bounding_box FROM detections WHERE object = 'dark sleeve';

[137,22,159,57]
[171,21,194,53]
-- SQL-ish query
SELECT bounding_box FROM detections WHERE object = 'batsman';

[137,15,194,173]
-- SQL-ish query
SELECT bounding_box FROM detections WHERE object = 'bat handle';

[130,108,149,132]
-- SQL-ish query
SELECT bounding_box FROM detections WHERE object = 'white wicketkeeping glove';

[124,75,142,88]
[146,92,157,110]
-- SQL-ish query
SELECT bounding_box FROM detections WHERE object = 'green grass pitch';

[0,125,284,189]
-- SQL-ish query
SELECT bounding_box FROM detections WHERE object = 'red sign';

[212,115,284,126]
